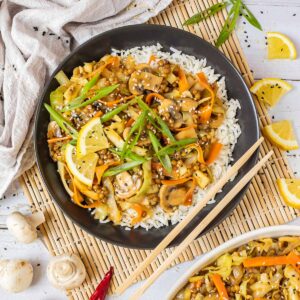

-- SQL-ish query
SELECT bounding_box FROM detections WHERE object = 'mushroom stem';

[27,211,45,228]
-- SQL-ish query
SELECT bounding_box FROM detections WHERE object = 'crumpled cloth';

[0,0,171,196]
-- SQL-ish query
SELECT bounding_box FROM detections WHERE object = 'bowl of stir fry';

[168,225,300,299]
[34,24,259,248]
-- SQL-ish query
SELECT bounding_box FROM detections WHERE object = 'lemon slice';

[263,120,299,151]
[267,32,297,59]
[65,144,98,186]
[77,117,109,157]
[277,178,300,209]
[250,78,292,107]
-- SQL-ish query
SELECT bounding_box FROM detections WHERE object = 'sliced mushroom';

[0,259,33,293]
[47,254,86,290]
[128,71,163,95]
[6,211,45,244]
[159,185,188,212]
[158,99,183,129]
[115,171,142,199]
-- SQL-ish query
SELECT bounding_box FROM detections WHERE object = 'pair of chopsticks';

[115,137,272,299]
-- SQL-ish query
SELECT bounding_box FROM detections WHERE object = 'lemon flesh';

[77,117,109,157]
[65,144,98,187]
[250,78,292,107]
[277,178,300,209]
[263,120,299,151]
[267,32,297,59]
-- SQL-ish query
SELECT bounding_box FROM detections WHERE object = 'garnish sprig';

[183,0,262,47]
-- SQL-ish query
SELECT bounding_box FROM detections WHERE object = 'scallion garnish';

[183,0,262,47]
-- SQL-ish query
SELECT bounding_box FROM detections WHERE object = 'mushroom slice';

[47,254,86,290]
[6,211,45,244]
[0,259,33,293]
[128,71,163,95]
[115,171,142,199]
[159,185,187,212]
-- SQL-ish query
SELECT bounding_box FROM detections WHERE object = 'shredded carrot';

[199,105,213,123]
[47,136,72,144]
[195,279,203,289]
[186,143,205,164]
[131,203,146,225]
[95,161,120,184]
[243,254,300,268]
[288,252,300,275]
[178,68,189,93]
[73,178,100,201]
[85,56,119,79]
[161,177,192,185]
[211,274,229,300]
[197,72,215,123]
[184,177,197,206]
[99,95,135,107]
[174,124,197,131]
[254,298,267,300]
[145,92,165,105]
[72,182,101,208]
[125,118,135,127]
[148,54,156,64]
[151,162,178,178]
[93,111,103,118]
[206,142,223,165]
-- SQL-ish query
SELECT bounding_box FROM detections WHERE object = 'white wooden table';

[1,1,300,299]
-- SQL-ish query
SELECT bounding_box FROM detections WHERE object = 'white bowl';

[167,225,300,299]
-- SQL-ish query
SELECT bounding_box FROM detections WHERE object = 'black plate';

[34,24,259,249]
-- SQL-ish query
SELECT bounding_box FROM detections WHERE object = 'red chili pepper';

[90,267,113,300]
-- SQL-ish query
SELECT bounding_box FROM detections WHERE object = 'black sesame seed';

[33,26,38,31]
[42,31,46,36]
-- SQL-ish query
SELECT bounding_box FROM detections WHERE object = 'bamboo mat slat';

[20,1,299,299]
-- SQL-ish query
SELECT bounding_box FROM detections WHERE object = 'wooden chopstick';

[115,136,264,295]
[129,150,273,300]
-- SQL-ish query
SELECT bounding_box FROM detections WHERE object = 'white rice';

[103,44,241,230]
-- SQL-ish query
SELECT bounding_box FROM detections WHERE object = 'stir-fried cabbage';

[174,237,300,300]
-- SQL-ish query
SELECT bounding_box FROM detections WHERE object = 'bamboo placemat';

[20,0,299,299]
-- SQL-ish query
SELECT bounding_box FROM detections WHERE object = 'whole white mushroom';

[47,254,86,290]
[6,211,45,243]
[0,259,33,293]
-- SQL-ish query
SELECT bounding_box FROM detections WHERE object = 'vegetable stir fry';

[174,236,300,299]
[46,53,227,226]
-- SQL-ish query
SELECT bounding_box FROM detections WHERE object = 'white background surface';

[1,1,300,299]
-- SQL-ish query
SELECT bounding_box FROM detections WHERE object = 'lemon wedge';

[277,178,300,209]
[77,117,109,157]
[263,120,299,151]
[65,144,98,187]
[267,32,297,59]
[250,78,292,107]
